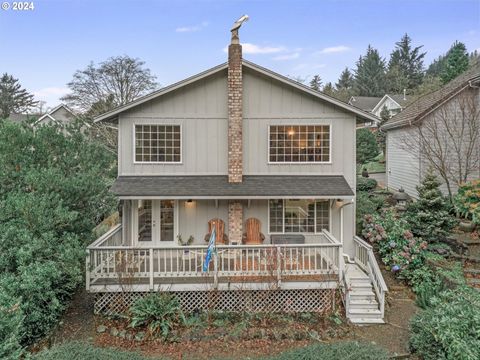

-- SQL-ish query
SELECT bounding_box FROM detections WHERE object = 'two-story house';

[86,21,387,324]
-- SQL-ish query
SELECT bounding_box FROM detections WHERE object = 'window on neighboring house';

[269,125,330,163]
[269,199,330,233]
[135,125,181,162]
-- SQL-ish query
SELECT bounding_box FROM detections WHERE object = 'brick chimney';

[227,16,248,244]
[227,18,245,183]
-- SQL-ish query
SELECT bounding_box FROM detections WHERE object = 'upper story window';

[269,125,330,163]
[135,125,181,163]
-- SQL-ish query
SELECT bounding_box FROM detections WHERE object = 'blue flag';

[203,227,216,272]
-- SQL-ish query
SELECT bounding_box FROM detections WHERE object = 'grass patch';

[357,153,386,174]
[33,341,149,360]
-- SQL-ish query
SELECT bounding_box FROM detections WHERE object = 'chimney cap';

[231,15,249,32]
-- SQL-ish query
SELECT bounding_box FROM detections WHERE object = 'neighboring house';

[371,92,409,117]
[382,65,480,199]
[6,113,39,124]
[349,93,409,127]
[34,104,77,126]
[87,24,387,324]
[348,96,381,128]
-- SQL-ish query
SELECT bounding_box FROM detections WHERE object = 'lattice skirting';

[94,289,335,316]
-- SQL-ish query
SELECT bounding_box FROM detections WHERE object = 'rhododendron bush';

[362,209,428,280]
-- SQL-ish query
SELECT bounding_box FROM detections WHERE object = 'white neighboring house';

[349,93,409,128]
[382,65,480,199]
[371,92,409,118]
[34,104,77,126]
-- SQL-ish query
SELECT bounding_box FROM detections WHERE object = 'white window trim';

[133,123,183,164]
[267,199,331,235]
[267,124,332,165]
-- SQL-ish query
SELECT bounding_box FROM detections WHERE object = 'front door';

[137,200,175,247]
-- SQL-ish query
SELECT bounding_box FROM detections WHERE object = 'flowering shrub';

[455,180,480,225]
[362,209,428,277]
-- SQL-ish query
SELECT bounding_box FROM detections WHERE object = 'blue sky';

[0,0,479,108]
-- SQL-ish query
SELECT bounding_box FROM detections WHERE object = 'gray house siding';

[386,88,480,198]
[386,127,421,197]
[117,66,357,254]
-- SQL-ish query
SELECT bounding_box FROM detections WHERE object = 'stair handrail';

[353,236,388,318]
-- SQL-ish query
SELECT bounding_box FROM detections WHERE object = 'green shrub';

[410,288,480,360]
[455,179,480,225]
[356,128,379,164]
[405,169,457,242]
[33,341,148,360]
[356,192,384,235]
[0,282,24,360]
[356,177,378,192]
[362,210,428,275]
[0,122,116,348]
[129,293,185,340]
[268,341,389,360]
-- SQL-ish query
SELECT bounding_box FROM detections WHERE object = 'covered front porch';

[86,224,343,292]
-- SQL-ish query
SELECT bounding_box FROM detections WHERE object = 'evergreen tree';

[388,33,426,89]
[322,82,336,97]
[426,54,447,77]
[0,73,38,119]
[413,74,443,97]
[356,128,379,164]
[309,75,322,91]
[406,169,457,242]
[375,106,390,154]
[335,67,354,90]
[441,41,469,83]
[353,46,387,96]
[386,64,409,93]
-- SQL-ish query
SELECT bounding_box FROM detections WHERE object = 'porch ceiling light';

[185,199,196,208]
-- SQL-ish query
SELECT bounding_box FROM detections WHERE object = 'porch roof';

[112,175,354,199]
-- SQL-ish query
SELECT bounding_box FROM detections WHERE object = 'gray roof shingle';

[111,175,354,198]
[348,96,382,112]
[383,63,480,130]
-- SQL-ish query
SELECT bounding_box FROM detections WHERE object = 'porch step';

[349,317,385,324]
[349,299,379,309]
[344,263,384,325]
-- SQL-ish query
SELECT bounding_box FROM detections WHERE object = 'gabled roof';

[35,104,76,125]
[371,94,409,114]
[382,64,480,131]
[94,60,379,123]
[348,96,382,112]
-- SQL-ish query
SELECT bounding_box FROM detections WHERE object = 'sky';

[0,0,479,109]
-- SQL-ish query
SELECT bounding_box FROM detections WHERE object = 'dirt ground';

[43,266,418,359]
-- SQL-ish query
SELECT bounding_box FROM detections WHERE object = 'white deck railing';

[86,227,342,291]
[353,236,388,317]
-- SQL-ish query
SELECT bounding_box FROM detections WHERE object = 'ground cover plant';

[0,121,116,358]
[455,179,480,225]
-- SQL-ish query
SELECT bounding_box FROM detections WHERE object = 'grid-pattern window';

[135,125,181,162]
[269,199,330,233]
[315,200,330,232]
[269,199,283,233]
[138,200,152,242]
[269,125,330,163]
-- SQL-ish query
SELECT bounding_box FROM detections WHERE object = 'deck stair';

[345,263,384,324]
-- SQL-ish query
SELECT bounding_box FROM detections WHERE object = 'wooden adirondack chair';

[242,218,265,245]
[204,218,228,244]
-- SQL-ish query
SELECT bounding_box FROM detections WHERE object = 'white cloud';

[33,86,69,107]
[223,42,286,54]
[273,52,300,61]
[316,45,351,54]
[176,21,209,33]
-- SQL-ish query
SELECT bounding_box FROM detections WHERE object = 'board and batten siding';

[116,66,357,254]
[118,70,229,176]
[386,127,421,198]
